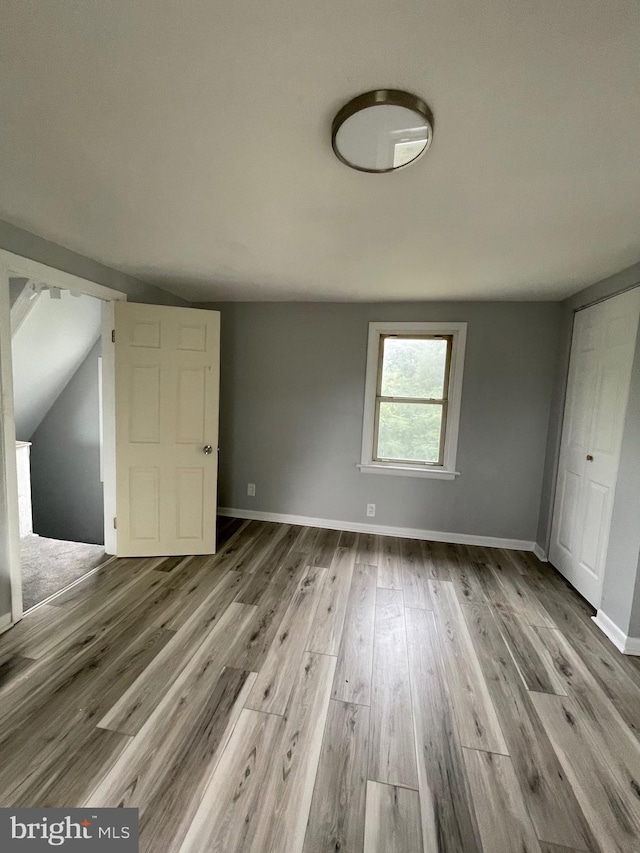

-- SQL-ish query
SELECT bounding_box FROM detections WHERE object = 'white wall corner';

[0,612,13,635]
[218,507,537,553]
[592,610,640,656]
[533,543,548,562]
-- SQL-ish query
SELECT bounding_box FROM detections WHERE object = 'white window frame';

[358,321,467,479]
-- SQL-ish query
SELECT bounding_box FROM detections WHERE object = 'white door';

[113,302,220,557]
[549,288,640,606]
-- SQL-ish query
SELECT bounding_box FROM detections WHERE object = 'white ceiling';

[1,1,639,302]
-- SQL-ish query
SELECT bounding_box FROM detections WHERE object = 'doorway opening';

[11,279,107,609]
[1,249,126,627]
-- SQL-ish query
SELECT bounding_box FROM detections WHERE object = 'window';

[359,322,467,479]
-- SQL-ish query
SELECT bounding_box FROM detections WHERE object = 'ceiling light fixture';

[332,89,434,173]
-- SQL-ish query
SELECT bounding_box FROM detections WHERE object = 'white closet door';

[114,302,220,557]
[549,288,640,606]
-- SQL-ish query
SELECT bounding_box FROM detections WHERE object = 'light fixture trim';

[331,89,434,173]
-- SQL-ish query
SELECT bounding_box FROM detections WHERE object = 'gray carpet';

[20,534,106,610]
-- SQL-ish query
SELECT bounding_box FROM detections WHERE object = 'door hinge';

[113,517,117,529]
[111,329,115,343]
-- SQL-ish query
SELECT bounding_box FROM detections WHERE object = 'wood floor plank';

[151,559,246,631]
[338,530,358,549]
[295,525,322,555]
[309,528,342,568]
[0,618,174,738]
[400,538,434,609]
[0,653,33,691]
[224,570,306,672]
[533,626,640,795]
[155,555,193,573]
[17,568,172,664]
[15,726,133,808]
[447,553,491,608]
[523,573,640,737]
[356,533,380,566]
[538,844,583,853]
[209,519,274,573]
[377,536,403,590]
[177,708,284,853]
[501,548,549,578]
[484,549,555,628]
[180,651,336,853]
[240,522,302,575]
[421,540,453,581]
[0,557,164,661]
[531,691,640,853]
[493,608,567,695]
[251,651,337,853]
[216,516,247,548]
[430,580,508,755]
[47,555,164,609]
[307,543,357,656]
[405,607,482,853]
[369,589,418,789]
[89,664,257,853]
[235,544,306,606]
[98,576,253,735]
[245,565,326,715]
[332,563,377,705]
[363,781,422,853]
[462,749,543,853]
[462,603,599,851]
[0,624,176,805]
[302,700,369,853]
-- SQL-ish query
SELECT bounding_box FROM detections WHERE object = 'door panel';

[114,302,220,557]
[557,470,579,554]
[549,288,640,606]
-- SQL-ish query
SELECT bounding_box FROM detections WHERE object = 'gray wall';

[0,219,188,623]
[204,301,562,542]
[30,341,104,545]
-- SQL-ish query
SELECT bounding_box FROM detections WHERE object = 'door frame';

[0,249,126,627]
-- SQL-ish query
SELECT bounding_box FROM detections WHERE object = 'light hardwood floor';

[1,518,640,852]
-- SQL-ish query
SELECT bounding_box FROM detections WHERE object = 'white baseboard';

[592,610,640,656]
[218,507,536,552]
[533,543,548,562]
[0,612,13,635]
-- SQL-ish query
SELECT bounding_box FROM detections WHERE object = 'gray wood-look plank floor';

[1,516,639,853]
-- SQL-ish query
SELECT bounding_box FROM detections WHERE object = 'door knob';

[586,454,594,461]
[203,445,213,455]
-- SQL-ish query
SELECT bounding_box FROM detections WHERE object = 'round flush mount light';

[332,89,434,173]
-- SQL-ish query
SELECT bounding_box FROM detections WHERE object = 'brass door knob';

[586,454,594,461]
[203,445,213,455]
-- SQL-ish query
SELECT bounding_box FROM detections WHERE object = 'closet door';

[549,288,640,606]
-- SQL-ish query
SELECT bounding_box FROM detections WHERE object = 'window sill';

[357,463,460,480]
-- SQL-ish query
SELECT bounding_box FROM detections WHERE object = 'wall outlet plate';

[247,483,256,497]
[366,503,376,517]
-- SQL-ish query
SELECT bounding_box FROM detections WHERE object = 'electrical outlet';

[247,483,256,497]
[366,503,376,517]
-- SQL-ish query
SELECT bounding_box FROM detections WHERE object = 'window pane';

[376,402,443,463]
[380,337,448,399]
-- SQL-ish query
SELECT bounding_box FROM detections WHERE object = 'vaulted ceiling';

[1,1,639,301]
